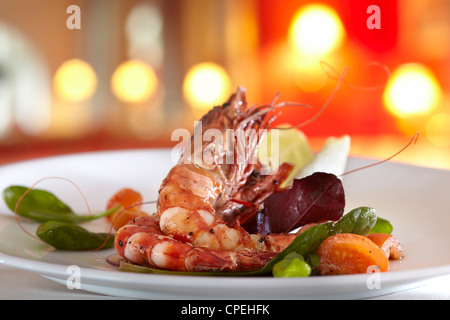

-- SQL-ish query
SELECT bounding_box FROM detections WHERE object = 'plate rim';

[1,249,449,300]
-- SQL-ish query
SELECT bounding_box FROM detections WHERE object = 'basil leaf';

[3,185,118,223]
[36,221,114,250]
[368,217,393,234]
[330,206,377,236]
[3,186,73,219]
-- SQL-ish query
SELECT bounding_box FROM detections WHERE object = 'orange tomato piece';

[366,233,403,260]
[317,233,389,275]
[106,188,148,230]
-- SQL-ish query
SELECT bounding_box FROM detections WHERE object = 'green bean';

[272,252,311,277]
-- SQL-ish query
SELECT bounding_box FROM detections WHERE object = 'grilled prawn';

[112,87,301,271]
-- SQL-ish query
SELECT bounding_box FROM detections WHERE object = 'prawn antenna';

[14,176,92,243]
[268,63,349,130]
[270,60,391,131]
[340,132,419,177]
[320,60,392,91]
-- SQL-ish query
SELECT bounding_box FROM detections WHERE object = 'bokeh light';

[54,59,97,103]
[125,3,163,67]
[288,4,345,56]
[383,63,441,118]
[293,56,328,92]
[183,62,232,111]
[111,60,158,103]
[426,113,450,147]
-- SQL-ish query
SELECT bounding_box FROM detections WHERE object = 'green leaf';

[368,217,393,234]
[330,206,377,236]
[3,186,73,220]
[3,185,118,223]
[36,221,114,250]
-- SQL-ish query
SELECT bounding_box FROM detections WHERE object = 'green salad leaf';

[3,185,118,223]
[329,206,377,235]
[36,221,114,250]
[368,217,393,234]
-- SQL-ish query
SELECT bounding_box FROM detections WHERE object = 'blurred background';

[0,0,449,169]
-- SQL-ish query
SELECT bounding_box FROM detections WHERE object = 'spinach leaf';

[329,206,377,236]
[36,221,114,250]
[368,217,393,234]
[3,185,118,223]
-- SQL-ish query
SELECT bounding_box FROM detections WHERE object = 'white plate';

[0,149,449,299]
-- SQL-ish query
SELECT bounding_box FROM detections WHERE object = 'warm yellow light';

[294,57,327,92]
[288,4,345,56]
[426,113,450,147]
[183,62,232,111]
[383,63,441,118]
[111,60,158,103]
[54,59,97,103]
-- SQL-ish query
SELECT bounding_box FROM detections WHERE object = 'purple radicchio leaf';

[255,172,345,235]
